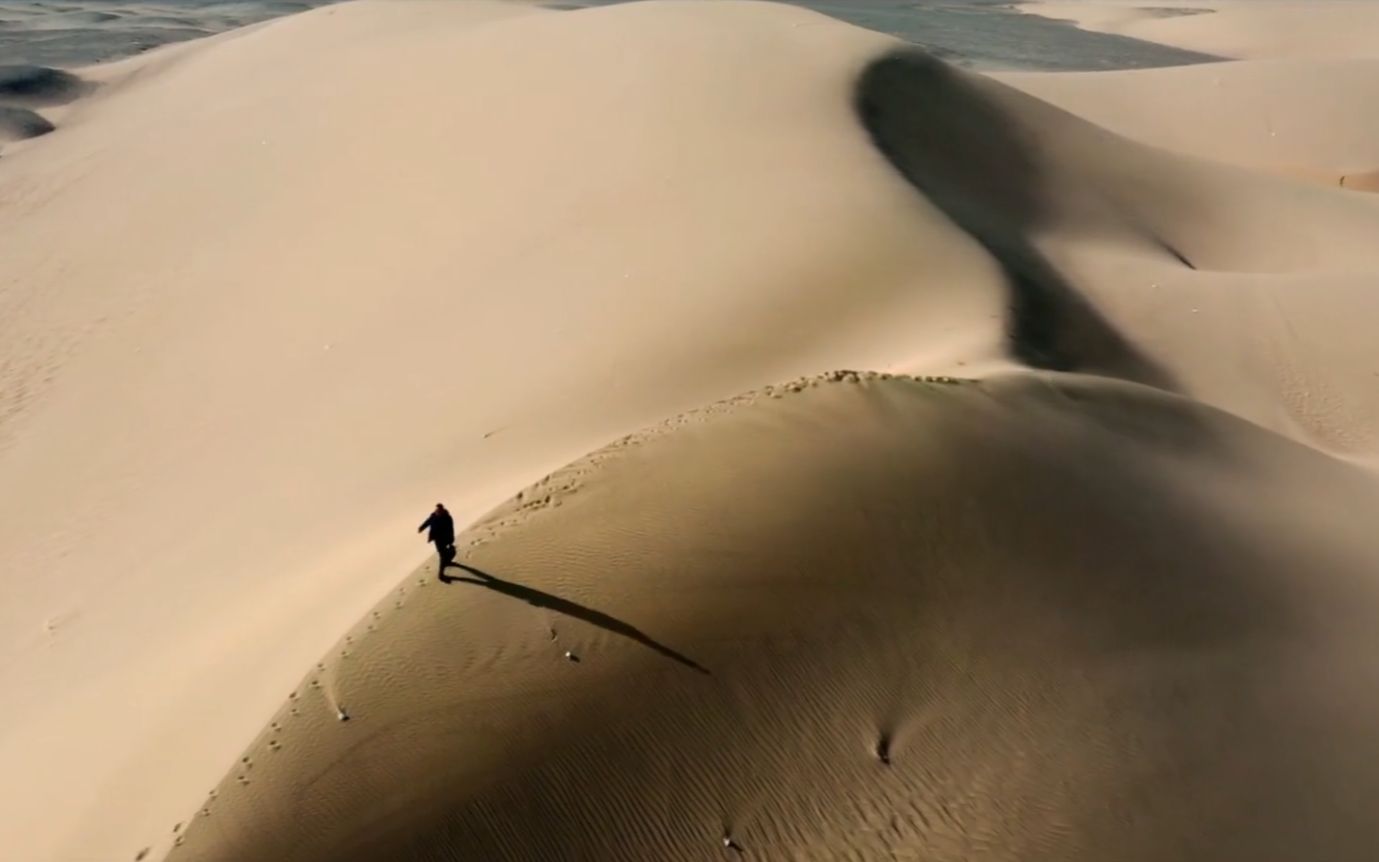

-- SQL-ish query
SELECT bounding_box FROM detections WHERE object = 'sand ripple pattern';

[172,374,1379,861]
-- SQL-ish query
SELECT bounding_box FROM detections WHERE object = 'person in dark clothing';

[418,503,456,578]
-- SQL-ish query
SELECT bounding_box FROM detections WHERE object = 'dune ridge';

[2,1,1379,860]
[999,58,1379,184]
[172,372,1379,861]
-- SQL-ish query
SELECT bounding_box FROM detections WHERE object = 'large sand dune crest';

[173,374,1379,861]
[2,1,1379,859]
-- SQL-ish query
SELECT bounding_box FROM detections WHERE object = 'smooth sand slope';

[1011,1,1379,184]
[2,1,1379,860]
[1001,59,1379,185]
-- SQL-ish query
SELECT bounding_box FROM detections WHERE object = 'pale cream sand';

[1000,59,1379,184]
[1012,1,1379,184]
[2,1,1379,861]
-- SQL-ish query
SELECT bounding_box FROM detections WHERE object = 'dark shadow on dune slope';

[443,562,711,675]
[0,65,91,107]
[855,50,1176,390]
[0,105,55,141]
[0,66,93,145]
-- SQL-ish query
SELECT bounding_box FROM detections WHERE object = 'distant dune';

[1020,0,1379,61]
[0,64,89,141]
[2,2,1378,861]
[0,0,333,66]
[0,105,53,140]
[1012,1,1379,186]
[0,64,88,106]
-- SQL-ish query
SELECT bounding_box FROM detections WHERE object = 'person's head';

[435,503,446,511]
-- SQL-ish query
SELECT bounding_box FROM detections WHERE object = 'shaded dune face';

[0,65,91,142]
[0,105,55,141]
[0,65,90,107]
[174,376,1379,862]
[855,50,1175,388]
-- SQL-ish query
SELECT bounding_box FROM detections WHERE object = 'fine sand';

[999,58,1379,185]
[1010,4,1379,194]
[3,1,1379,861]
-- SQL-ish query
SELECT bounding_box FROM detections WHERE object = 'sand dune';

[3,1,1379,860]
[1000,59,1379,182]
[0,64,87,106]
[0,105,53,140]
[852,46,1379,462]
[0,64,89,142]
[175,373,1379,861]
[1011,1,1379,184]
[1019,0,1379,61]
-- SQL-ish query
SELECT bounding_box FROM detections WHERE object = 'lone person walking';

[418,503,456,577]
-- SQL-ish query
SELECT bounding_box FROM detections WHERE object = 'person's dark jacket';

[419,508,455,545]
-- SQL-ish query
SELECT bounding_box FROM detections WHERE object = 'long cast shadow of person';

[441,561,710,675]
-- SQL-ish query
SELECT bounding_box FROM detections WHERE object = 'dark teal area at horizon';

[0,0,1219,70]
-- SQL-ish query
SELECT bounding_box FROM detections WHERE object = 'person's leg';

[434,540,451,581]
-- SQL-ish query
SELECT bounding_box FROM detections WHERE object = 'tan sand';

[173,372,1379,861]
[1011,1,1379,183]
[2,1,1378,860]
[1000,59,1379,183]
